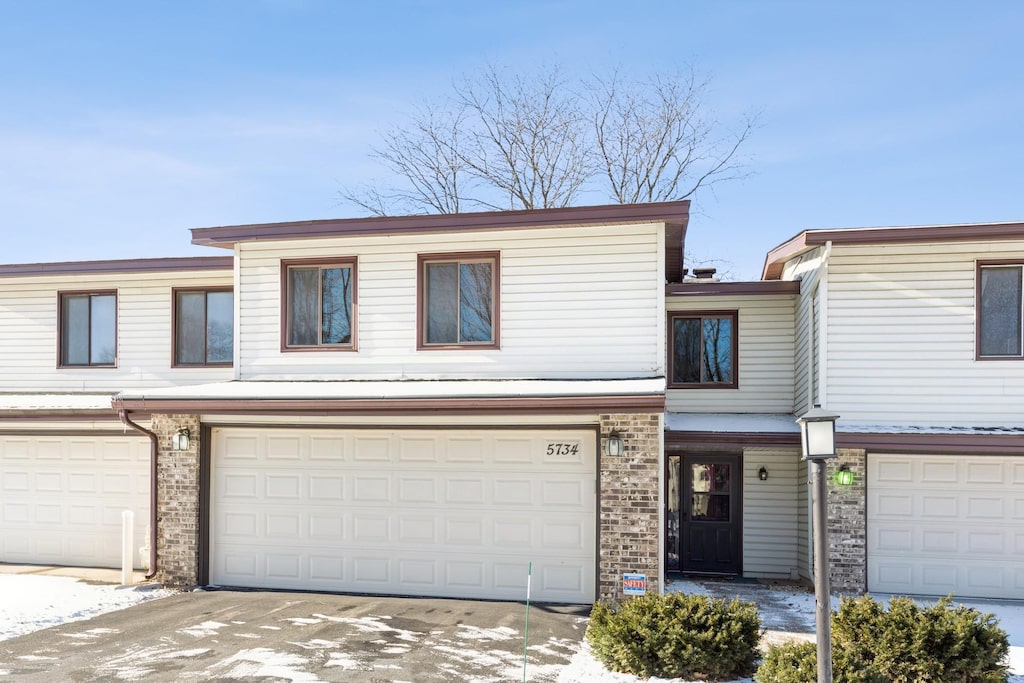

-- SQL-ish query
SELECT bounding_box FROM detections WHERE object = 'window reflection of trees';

[426,260,493,344]
[672,315,732,384]
[288,265,352,347]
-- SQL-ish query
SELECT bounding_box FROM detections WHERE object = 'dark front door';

[666,454,740,574]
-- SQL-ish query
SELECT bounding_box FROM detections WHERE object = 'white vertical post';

[121,510,135,586]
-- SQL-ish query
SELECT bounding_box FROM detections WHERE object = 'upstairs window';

[979,263,1023,358]
[668,312,737,388]
[174,288,233,366]
[59,291,116,367]
[283,259,356,350]
[418,252,499,349]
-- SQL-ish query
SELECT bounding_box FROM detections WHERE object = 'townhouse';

[1,205,1021,603]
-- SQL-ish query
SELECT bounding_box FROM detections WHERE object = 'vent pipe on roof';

[692,267,717,279]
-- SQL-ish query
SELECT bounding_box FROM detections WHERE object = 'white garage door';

[0,434,150,568]
[868,453,1024,599]
[211,427,597,603]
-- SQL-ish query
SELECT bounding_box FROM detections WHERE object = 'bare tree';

[340,63,755,215]
[341,105,470,216]
[589,67,754,203]
[454,64,592,210]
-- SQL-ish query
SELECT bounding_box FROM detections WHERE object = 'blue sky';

[1,1,1021,279]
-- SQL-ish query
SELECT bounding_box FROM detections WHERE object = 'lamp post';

[797,404,839,683]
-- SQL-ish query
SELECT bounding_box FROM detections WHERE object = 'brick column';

[151,414,202,588]
[598,412,662,602]
[827,448,867,594]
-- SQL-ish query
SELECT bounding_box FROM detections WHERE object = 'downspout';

[115,398,159,581]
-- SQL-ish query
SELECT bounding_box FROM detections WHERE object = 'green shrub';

[832,595,1009,683]
[756,595,1010,683]
[755,641,816,683]
[586,592,761,680]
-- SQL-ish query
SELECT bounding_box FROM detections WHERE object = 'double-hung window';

[978,262,1024,358]
[174,288,233,366]
[418,252,499,349]
[668,312,737,388]
[283,259,357,350]
[59,291,117,367]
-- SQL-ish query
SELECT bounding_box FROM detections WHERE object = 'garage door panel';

[211,427,596,602]
[869,453,1023,599]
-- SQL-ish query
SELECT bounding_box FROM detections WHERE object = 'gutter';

[116,402,158,581]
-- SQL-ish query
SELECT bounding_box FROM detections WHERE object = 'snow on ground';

[0,573,1021,682]
[0,574,173,641]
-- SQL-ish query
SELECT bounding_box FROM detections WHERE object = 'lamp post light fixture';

[171,428,191,452]
[797,403,840,683]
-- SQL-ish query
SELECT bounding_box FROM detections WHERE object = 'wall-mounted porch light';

[834,464,854,486]
[171,428,191,451]
[604,431,624,457]
[758,466,769,481]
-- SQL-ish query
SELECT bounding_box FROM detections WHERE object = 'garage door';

[0,434,150,568]
[210,427,597,603]
[868,453,1024,599]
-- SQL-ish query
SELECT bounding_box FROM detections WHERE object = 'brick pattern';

[827,448,867,594]
[598,412,662,602]
[151,414,202,588]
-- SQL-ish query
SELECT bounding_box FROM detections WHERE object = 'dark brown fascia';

[666,428,1024,456]
[0,256,234,277]
[837,431,1024,456]
[665,431,800,450]
[762,221,1024,281]
[113,394,666,416]
[191,201,689,246]
[0,409,122,419]
[666,280,800,296]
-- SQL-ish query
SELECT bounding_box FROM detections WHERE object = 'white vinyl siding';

[236,224,664,380]
[742,448,801,579]
[785,247,827,415]
[0,269,233,391]
[825,240,1024,425]
[797,458,810,581]
[666,294,796,413]
[868,453,1024,599]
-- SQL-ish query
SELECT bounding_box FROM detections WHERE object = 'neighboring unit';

[0,257,233,570]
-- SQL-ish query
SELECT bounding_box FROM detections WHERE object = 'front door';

[666,454,740,574]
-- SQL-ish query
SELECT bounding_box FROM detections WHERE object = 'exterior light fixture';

[796,403,840,683]
[797,404,839,460]
[758,466,768,481]
[835,465,854,487]
[604,431,624,457]
[171,428,191,451]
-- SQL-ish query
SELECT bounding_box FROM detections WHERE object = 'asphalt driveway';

[0,589,590,682]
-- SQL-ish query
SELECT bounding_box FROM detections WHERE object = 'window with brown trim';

[59,291,117,367]
[668,312,737,388]
[282,259,356,350]
[174,288,233,366]
[418,252,499,349]
[978,262,1024,359]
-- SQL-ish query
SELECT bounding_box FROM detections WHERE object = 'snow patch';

[0,574,172,642]
[178,620,228,637]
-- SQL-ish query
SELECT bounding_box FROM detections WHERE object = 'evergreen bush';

[755,641,816,683]
[586,592,761,680]
[756,595,1010,683]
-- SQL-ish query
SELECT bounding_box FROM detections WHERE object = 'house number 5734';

[546,442,580,456]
